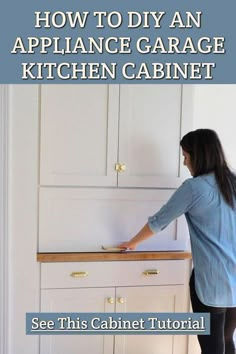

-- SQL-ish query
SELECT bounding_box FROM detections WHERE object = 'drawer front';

[41,260,188,289]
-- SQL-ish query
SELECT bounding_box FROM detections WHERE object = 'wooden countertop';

[37,251,192,262]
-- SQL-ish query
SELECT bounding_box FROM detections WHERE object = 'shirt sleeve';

[148,179,193,233]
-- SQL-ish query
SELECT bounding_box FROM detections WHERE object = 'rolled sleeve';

[148,179,193,233]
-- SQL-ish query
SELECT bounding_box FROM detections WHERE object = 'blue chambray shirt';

[148,174,236,307]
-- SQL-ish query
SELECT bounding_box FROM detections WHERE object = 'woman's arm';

[118,179,194,251]
[118,223,154,250]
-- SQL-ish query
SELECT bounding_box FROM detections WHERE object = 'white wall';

[192,85,236,170]
[8,85,40,354]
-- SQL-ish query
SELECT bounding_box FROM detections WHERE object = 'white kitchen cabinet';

[40,85,192,188]
[118,85,188,188]
[40,85,119,187]
[40,260,189,354]
[115,286,187,354]
[40,287,114,354]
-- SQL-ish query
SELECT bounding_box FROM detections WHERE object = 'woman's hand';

[118,241,138,251]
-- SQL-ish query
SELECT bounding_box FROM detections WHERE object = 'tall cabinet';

[38,84,193,354]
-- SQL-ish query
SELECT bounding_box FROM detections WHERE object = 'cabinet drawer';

[41,260,188,289]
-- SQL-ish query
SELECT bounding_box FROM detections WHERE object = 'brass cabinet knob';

[107,297,115,304]
[117,297,125,304]
[143,269,160,276]
[115,163,126,173]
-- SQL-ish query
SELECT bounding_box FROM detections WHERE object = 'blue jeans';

[190,270,236,354]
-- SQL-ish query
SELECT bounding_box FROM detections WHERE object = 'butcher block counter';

[37,251,192,262]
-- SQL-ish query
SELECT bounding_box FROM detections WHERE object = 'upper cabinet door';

[40,85,119,186]
[118,85,192,188]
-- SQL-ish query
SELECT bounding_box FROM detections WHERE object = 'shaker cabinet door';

[115,285,188,354]
[40,288,115,354]
[40,85,119,186]
[118,85,191,188]
[38,188,187,252]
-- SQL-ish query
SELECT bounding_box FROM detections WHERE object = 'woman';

[119,129,236,354]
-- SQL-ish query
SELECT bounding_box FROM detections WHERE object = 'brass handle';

[70,271,88,278]
[143,269,160,276]
[107,297,115,304]
[115,163,126,173]
[117,297,125,304]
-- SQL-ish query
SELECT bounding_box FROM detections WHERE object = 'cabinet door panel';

[40,85,119,186]
[115,285,188,354]
[40,288,114,354]
[119,85,189,188]
[39,188,188,252]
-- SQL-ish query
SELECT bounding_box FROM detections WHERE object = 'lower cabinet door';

[115,285,188,354]
[40,285,188,354]
[40,288,115,354]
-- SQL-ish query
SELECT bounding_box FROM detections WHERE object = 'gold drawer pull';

[70,272,88,278]
[143,269,160,276]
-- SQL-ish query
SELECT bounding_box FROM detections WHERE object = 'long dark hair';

[180,129,236,208]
